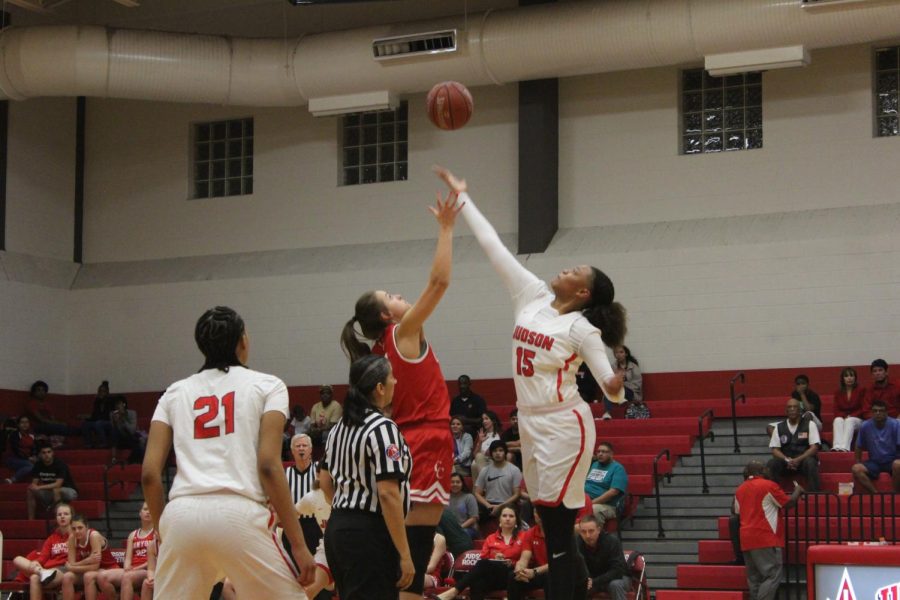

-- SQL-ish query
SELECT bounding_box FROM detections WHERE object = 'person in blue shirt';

[584,441,628,522]
[851,400,900,493]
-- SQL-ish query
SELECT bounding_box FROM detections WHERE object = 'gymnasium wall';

[1,42,899,394]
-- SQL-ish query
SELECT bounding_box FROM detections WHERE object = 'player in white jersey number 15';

[435,166,627,600]
[142,306,315,599]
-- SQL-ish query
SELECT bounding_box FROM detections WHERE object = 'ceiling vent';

[373,30,457,61]
[800,0,873,8]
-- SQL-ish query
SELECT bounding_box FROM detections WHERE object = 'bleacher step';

[681,453,772,467]
[662,474,744,487]
[642,494,733,509]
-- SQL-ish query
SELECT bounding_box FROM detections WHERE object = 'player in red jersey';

[340,190,462,599]
[88,502,155,600]
[12,502,73,599]
[61,514,119,600]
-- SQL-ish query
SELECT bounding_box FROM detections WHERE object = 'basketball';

[426,81,474,130]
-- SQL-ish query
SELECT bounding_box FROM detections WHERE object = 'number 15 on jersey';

[193,392,236,439]
[515,347,535,377]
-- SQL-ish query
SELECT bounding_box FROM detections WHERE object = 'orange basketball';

[426,81,474,130]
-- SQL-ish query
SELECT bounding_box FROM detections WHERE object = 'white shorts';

[519,399,596,510]
[155,494,307,600]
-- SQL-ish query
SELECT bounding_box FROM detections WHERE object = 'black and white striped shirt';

[322,409,411,515]
[285,461,318,505]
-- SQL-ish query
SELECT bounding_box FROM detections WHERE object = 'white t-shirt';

[152,366,289,503]
[295,488,331,533]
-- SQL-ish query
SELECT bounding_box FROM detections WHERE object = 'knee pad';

[405,524,436,594]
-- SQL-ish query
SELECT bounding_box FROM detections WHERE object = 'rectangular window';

[681,69,762,155]
[192,117,253,199]
[341,102,408,186]
[875,45,899,137]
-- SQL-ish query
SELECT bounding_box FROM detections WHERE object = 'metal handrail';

[697,409,715,494]
[729,372,746,453]
[102,463,115,538]
[653,448,670,539]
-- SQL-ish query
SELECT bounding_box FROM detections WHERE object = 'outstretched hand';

[433,165,467,195]
[429,190,464,228]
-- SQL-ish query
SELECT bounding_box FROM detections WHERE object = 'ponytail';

[582,267,627,348]
[339,291,389,362]
[343,354,391,427]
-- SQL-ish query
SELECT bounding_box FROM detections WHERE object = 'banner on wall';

[816,565,900,600]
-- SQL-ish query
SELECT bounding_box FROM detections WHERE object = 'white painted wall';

[3,43,900,394]
[5,98,76,261]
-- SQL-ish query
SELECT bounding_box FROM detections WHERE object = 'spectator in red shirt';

[12,502,73,598]
[734,461,803,600]
[862,359,900,418]
[435,506,524,600]
[5,415,38,483]
[508,511,549,600]
[831,367,865,452]
[24,380,72,437]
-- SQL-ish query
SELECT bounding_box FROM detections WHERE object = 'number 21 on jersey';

[515,346,535,377]
[193,392,235,439]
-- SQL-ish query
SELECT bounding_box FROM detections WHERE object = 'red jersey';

[373,324,450,427]
[479,530,525,562]
[76,529,119,569]
[37,529,70,568]
[734,476,791,552]
[130,528,156,568]
[521,527,547,567]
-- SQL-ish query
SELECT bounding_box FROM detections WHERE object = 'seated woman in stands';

[60,513,119,600]
[434,506,525,600]
[451,416,474,475]
[89,502,155,600]
[831,367,864,452]
[470,410,502,482]
[448,472,480,540]
[11,502,73,599]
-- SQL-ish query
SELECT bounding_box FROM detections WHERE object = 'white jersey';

[152,366,289,503]
[295,488,331,533]
[457,192,623,411]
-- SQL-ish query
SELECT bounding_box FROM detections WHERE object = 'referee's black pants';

[324,509,399,600]
[453,559,512,600]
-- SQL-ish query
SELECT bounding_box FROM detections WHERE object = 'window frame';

[190,117,254,200]
[339,102,408,186]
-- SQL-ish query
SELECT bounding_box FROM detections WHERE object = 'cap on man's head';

[871,358,888,370]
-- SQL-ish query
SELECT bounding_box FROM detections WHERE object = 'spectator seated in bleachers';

[470,411,502,483]
[614,345,643,404]
[450,416,473,476]
[27,442,78,520]
[448,472,479,541]
[474,440,523,525]
[862,358,900,418]
[308,384,342,448]
[92,502,156,600]
[507,510,548,600]
[851,400,900,493]
[767,397,821,492]
[109,396,144,464]
[450,374,487,438]
[831,367,864,452]
[790,373,823,430]
[585,441,628,523]
[80,381,113,449]
[62,513,120,600]
[577,513,631,600]
[24,380,73,438]
[434,506,524,600]
[5,415,37,484]
[500,408,522,468]
[11,502,74,599]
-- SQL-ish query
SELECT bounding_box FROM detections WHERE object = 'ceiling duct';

[372,29,457,61]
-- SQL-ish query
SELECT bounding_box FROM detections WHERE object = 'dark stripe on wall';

[517,78,559,254]
[0,11,9,251]
[74,96,85,263]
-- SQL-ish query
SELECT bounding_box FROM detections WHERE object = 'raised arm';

[434,166,539,299]
[394,191,462,357]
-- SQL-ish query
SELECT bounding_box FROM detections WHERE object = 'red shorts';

[401,424,452,505]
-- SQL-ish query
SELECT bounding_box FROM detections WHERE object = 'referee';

[285,433,321,554]
[319,354,414,599]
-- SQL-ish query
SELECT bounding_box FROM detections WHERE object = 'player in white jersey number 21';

[142,306,315,599]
